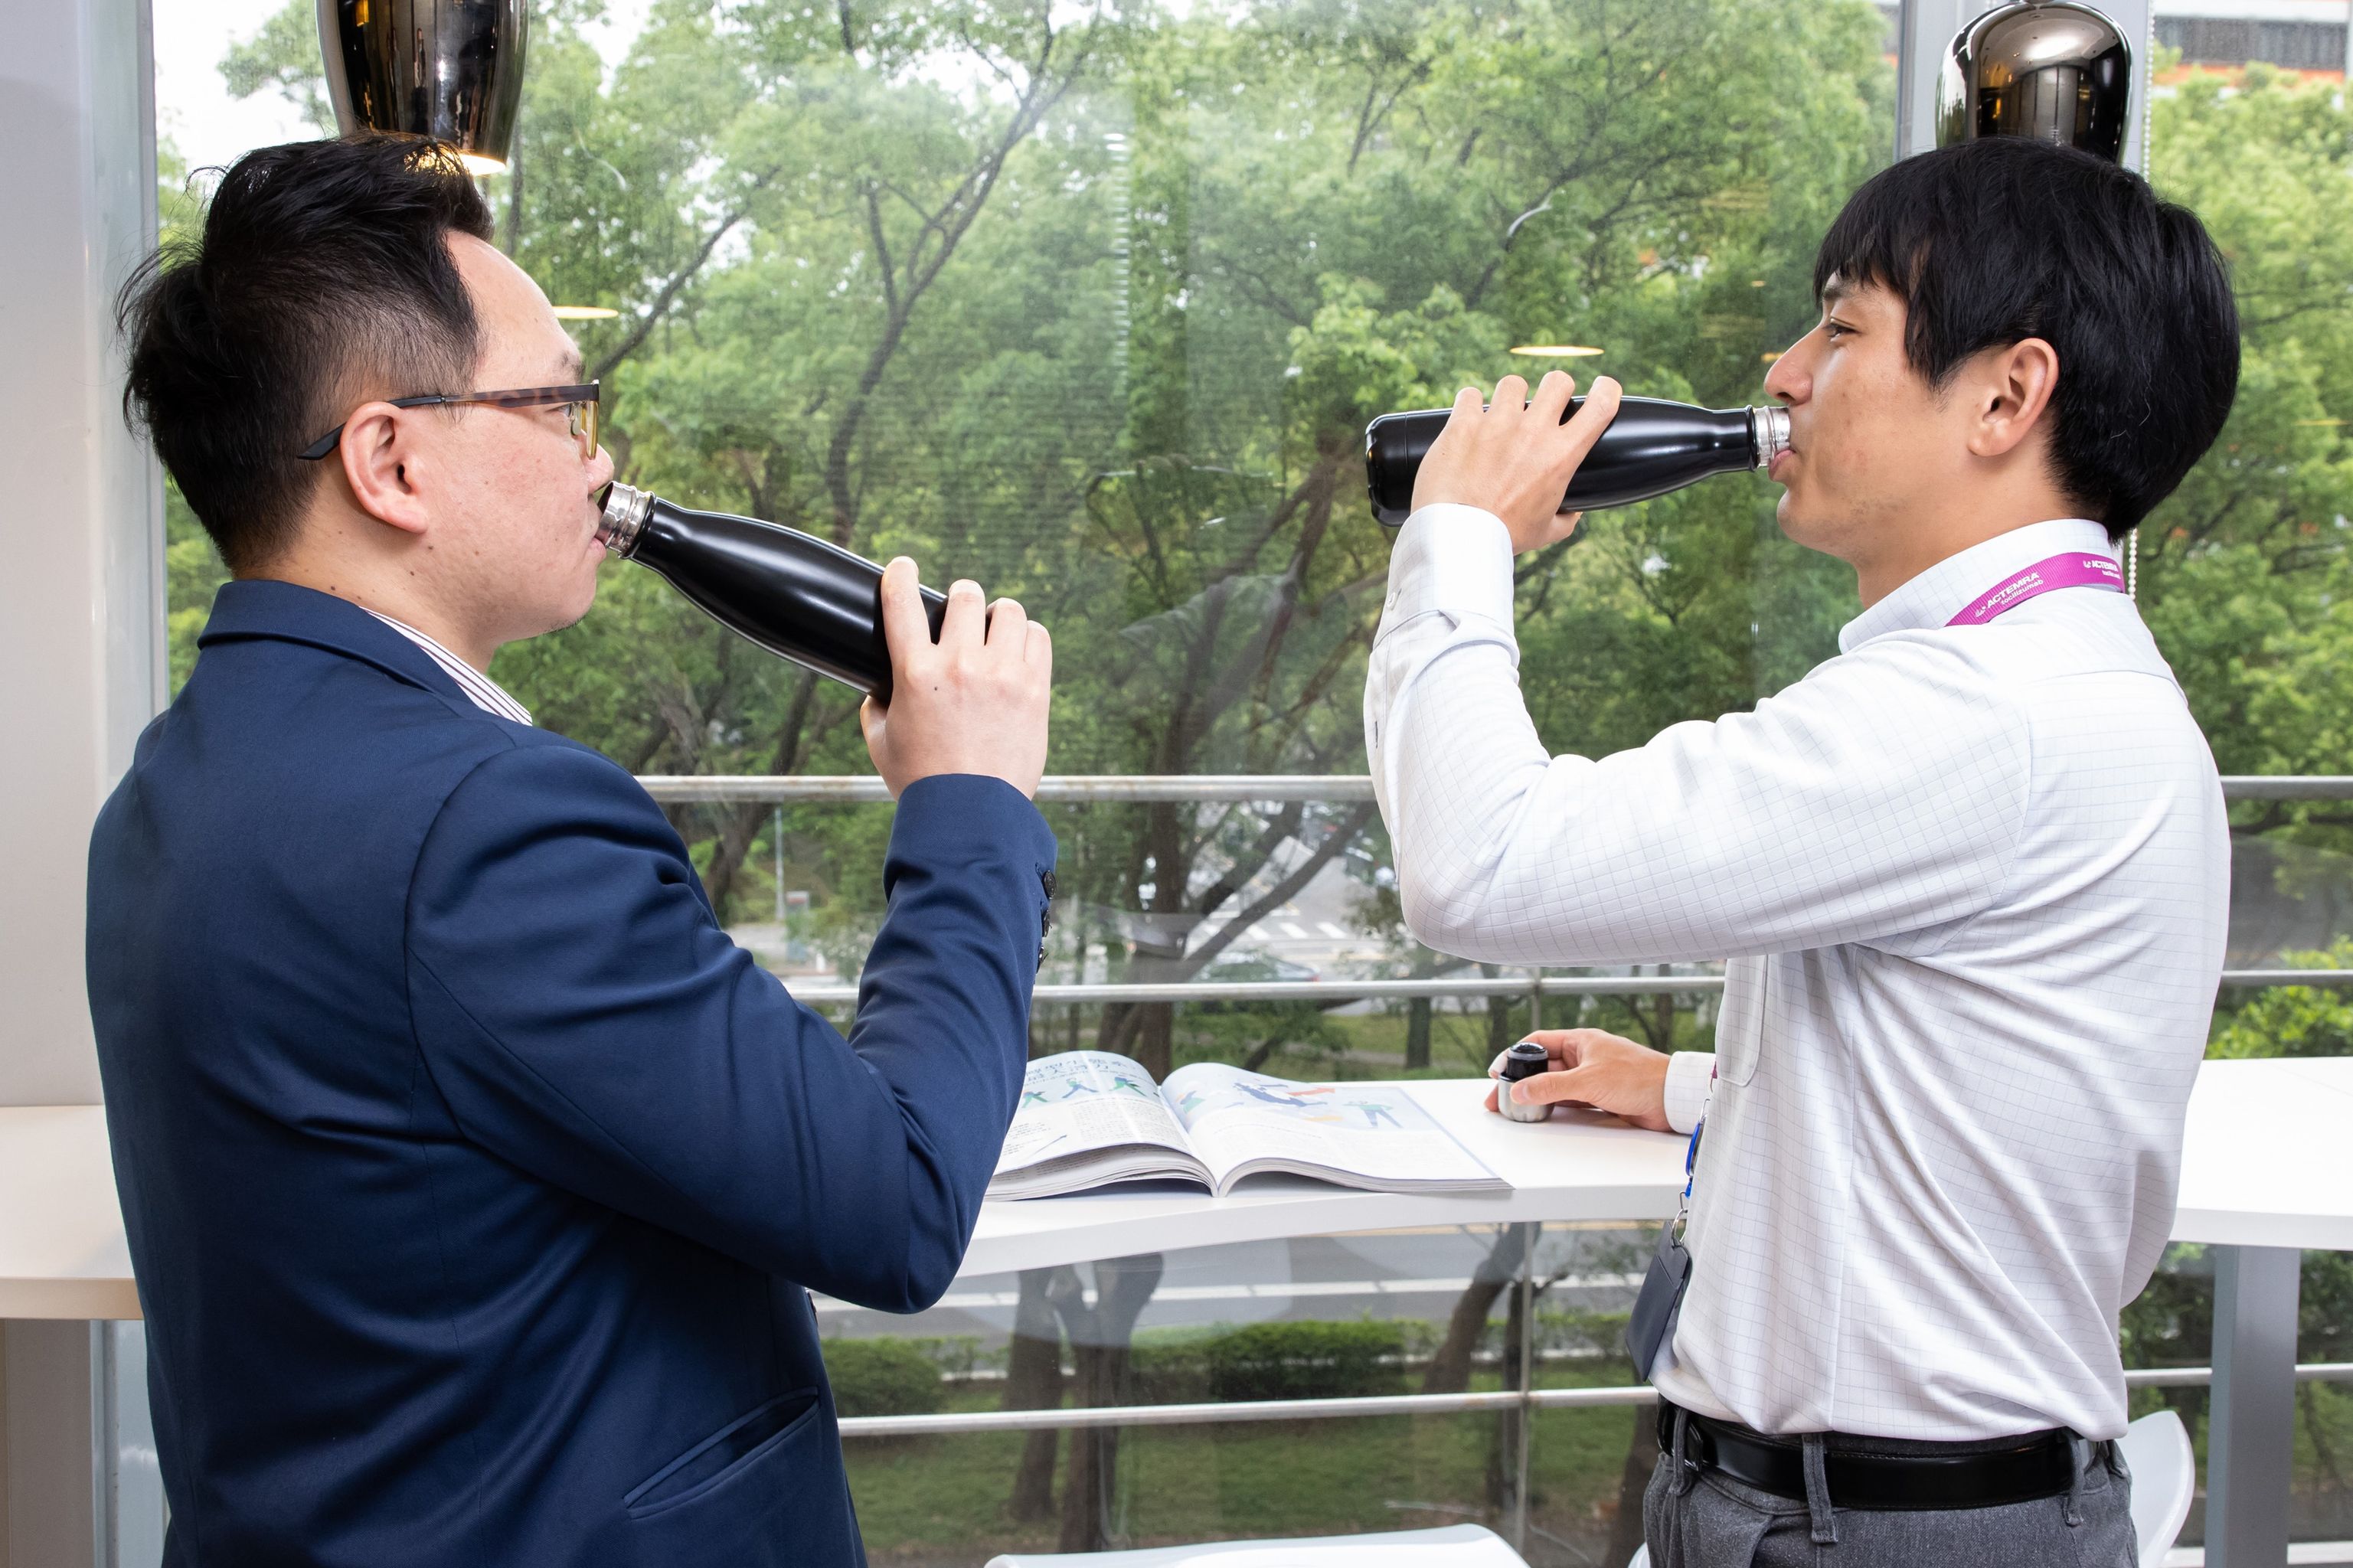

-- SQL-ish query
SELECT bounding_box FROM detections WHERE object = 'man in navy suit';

[89,134,1055,1566]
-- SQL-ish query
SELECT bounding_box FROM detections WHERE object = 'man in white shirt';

[1366,139,2240,1564]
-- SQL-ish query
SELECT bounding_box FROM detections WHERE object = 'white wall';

[0,0,164,1109]
[0,0,163,1561]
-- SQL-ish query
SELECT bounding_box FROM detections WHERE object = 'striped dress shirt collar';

[361,609,534,726]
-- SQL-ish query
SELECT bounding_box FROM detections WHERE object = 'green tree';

[198,0,1894,987]
[2210,938,2353,1059]
[2142,62,2353,849]
[219,1,339,136]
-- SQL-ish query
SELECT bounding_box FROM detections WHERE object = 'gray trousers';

[1642,1407,2136,1567]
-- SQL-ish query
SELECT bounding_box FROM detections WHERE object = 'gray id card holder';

[1626,1109,1704,1380]
[1623,1216,1691,1380]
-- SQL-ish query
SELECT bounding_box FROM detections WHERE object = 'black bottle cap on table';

[1499,1039,1550,1081]
[1496,1038,1553,1122]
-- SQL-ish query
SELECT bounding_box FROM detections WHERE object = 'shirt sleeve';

[1364,505,2031,965]
[404,744,1056,1313]
[1662,1050,1717,1136]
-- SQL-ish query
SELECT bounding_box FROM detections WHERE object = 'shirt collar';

[361,609,534,726]
[195,580,533,726]
[199,578,470,701]
[1838,518,2119,654]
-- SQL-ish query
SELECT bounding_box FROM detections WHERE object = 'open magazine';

[989,1051,1507,1200]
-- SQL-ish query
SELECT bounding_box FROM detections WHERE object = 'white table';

[2168,1057,2353,1568]
[960,1076,1685,1276]
[0,1103,137,1319]
[6,1059,2347,1566]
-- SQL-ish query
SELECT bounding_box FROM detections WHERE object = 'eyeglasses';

[296,382,602,462]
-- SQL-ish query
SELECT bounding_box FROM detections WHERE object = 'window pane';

[488,0,1888,1042]
[2144,52,2353,1021]
[142,7,2353,1563]
[2142,42,2353,1553]
[825,1220,1655,1560]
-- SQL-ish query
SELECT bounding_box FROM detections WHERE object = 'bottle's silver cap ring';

[596,481,652,557]
[1750,405,1791,471]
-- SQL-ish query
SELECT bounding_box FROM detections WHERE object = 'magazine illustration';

[990,1052,1505,1200]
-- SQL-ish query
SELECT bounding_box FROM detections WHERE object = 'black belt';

[1659,1402,2099,1512]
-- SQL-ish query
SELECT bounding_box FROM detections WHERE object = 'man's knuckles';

[1520,1070,1584,1102]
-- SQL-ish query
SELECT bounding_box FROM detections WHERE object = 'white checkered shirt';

[1367,508,2229,1441]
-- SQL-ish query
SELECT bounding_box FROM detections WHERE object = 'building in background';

[2156,0,2350,74]
[1879,2,2351,77]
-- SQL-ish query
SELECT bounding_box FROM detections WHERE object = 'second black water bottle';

[1364,396,1790,526]
[593,482,946,704]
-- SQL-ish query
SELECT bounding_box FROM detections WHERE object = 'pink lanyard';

[1946,552,2126,626]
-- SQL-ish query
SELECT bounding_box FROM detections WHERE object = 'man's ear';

[1962,338,2060,461]
[334,403,433,538]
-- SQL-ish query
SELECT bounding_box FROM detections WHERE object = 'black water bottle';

[593,482,948,704]
[1496,1039,1554,1125]
[1364,397,1790,527]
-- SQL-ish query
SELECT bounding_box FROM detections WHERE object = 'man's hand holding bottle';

[861,559,1054,800]
[1411,371,1625,554]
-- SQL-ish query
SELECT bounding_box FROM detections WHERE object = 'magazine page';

[988,1050,1210,1198]
[1159,1063,1505,1194]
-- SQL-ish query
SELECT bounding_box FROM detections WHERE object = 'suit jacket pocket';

[626,1387,821,1518]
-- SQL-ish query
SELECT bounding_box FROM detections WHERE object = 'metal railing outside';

[642,773,2353,805]
[641,774,1381,804]
[779,969,2353,1005]
[781,974,1738,1005]
[666,773,2353,1004]
[835,1360,2353,1439]
[766,779,2353,1500]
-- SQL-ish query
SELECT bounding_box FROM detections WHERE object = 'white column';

[1896,0,1974,162]
[2112,0,2154,171]
[0,0,164,1563]
[2208,1245,2301,1568]
[0,0,165,1109]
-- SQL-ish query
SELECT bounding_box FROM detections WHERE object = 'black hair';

[1812,136,2239,541]
[118,135,497,571]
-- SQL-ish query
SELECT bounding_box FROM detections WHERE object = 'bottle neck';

[594,481,655,557]
[1748,405,1790,471]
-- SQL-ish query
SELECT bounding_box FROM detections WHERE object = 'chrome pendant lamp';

[316,0,530,173]
[1936,1,2133,163]
[1936,2,2141,594]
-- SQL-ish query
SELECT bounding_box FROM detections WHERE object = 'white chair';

[984,1522,1530,1568]
[1625,1410,2198,1568]
[2116,1407,2197,1566]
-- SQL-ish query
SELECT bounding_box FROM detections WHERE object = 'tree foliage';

[2211,938,2353,1059]
[2139,63,2353,849]
[178,8,2352,1040]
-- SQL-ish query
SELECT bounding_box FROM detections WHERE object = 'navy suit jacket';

[85,580,1055,1566]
